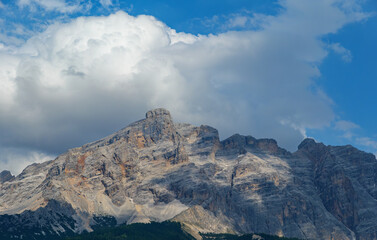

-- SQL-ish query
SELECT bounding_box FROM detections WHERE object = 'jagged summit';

[145,108,172,120]
[297,138,318,150]
[218,133,289,156]
[1,109,377,240]
[0,170,14,183]
[85,109,286,157]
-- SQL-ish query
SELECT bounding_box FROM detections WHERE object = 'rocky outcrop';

[0,171,14,184]
[172,205,236,239]
[217,134,289,156]
[1,109,377,240]
[0,200,77,239]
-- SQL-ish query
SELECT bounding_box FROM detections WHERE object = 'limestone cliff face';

[1,108,377,240]
[297,139,377,240]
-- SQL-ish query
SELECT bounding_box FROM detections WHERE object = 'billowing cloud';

[0,0,370,174]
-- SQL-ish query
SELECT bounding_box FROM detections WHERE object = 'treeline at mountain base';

[64,221,301,240]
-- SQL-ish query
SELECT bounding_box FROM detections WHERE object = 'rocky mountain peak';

[296,138,329,162]
[145,108,172,120]
[141,108,177,144]
[0,170,14,183]
[218,134,289,156]
[2,109,377,240]
[297,138,328,155]
[297,138,317,150]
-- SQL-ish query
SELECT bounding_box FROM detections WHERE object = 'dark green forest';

[65,221,195,240]
[201,232,301,240]
[64,221,301,240]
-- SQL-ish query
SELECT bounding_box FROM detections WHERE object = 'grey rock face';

[0,200,77,239]
[0,171,14,184]
[1,109,377,240]
[298,139,377,240]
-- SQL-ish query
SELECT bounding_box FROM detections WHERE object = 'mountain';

[1,108,377,240]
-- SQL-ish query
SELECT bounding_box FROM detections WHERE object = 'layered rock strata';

[1,108,377,240]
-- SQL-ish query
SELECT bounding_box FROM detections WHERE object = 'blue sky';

[0,0,376,174]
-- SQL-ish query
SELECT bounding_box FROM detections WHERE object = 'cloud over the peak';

[0,0,370,174]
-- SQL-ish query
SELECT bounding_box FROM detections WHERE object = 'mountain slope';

[1,108,377,239]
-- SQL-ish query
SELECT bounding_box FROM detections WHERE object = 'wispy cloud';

[356,137,377,157]
[333,119,360,140]
[190,11,274,32]
[17,0,85,13]
[335,120,360,131]
[356,137,377,149]
[330,120,377,154]
[0,33,25,46]
[329,43,352,62]
[99,0,112,7]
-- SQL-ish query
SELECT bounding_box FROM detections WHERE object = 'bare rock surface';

[0,171,14,184]
[1,109,377,239]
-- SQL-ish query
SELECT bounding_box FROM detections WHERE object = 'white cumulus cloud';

[0,0,370,174]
